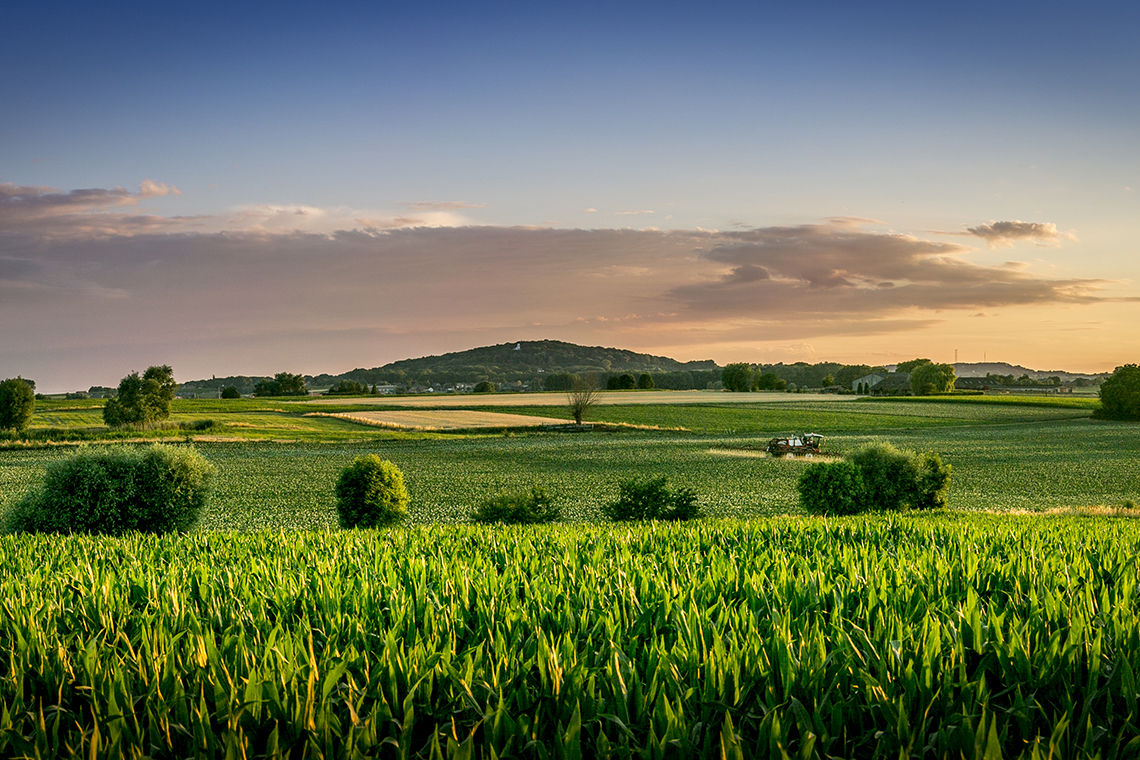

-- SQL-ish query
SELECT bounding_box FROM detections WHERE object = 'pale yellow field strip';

[299,390,844,407]
[311,410,570,430]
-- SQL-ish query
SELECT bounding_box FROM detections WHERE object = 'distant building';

[851,373,884,392]
[872,372,912,396]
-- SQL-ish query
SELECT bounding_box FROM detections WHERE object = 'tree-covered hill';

[311,340,720,390]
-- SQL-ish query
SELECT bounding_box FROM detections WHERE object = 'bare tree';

[567,375,598,425]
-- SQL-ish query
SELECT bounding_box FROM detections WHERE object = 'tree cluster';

[1095,364,1140,421]
[253,372,308,397]
[722,364,789,392]
[899,359,956,395]
[326,379,370,396]
[103,365,177,426]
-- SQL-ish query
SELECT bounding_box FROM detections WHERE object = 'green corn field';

[1,515,1137,758]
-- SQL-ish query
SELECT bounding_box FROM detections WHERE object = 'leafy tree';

[566,376,598,425]
[253,372,308,397]
[473,380,496,393]
[896,358,932,374]
[0,377,35,432]
[102,365,176,426]
[1095,364,1140,421]
[910,362,956,395]
[5,444,214,535]
[722,363,754,392]
[821,374,836,387]
[471,487,559,524]
[602,477,702,521]
[636,373,654,390]
[755,372,786,391]
[220,386,241,399]
[334,455,409,528]
[616,373,636,390]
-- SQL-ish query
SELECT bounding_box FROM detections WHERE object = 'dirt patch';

[307,410,569,430]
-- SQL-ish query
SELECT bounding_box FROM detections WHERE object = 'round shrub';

[797,443,952,515]
[471,486,559,524]
[0,377,35,433]
[4,444,214,535]
[602,477,703,521]
[335,455,409,528]
[797,460,865,516]
[473,381,496,393]
[849,442,917,512]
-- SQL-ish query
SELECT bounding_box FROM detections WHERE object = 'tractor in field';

[766,433,824,458]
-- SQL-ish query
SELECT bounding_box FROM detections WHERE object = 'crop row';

[0,515,1136,758]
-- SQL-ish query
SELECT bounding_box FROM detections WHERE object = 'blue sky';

[2,1,1138,390]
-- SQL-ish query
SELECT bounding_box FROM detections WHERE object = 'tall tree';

[722,363,754,392]
[1096,364,1140,421]
[567,376,598,425]
[910,362,956,395]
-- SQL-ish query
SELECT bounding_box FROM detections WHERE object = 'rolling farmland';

[1,393,1138,757]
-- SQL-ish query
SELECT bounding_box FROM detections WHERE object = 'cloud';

[0,180,188,239]
[2,182,1132,389]
[958,220,1077,247]
[667,220,1110,319]
[397,200,487,210]
[614,209,654,215]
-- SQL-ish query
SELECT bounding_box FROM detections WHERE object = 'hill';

[310,340,720,390]
[949,362,1108,381]
[174,343,1110,396]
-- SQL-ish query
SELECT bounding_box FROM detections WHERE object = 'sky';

[2,1,1138,392]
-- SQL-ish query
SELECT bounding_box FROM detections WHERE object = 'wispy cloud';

[397,200,487,210]
[614,209,654,216]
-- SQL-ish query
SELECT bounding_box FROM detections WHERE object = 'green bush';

[797,460,865,516]
[849,442,917,512]
[335,455,409,528]
[0,377,35,432]
[602,477,702,521]
[5,444,214,535]
[178,419,217,432]
[797,443,952,516]
[471,486,559,524]
[220,386,241,399]
[473,381,496,393]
